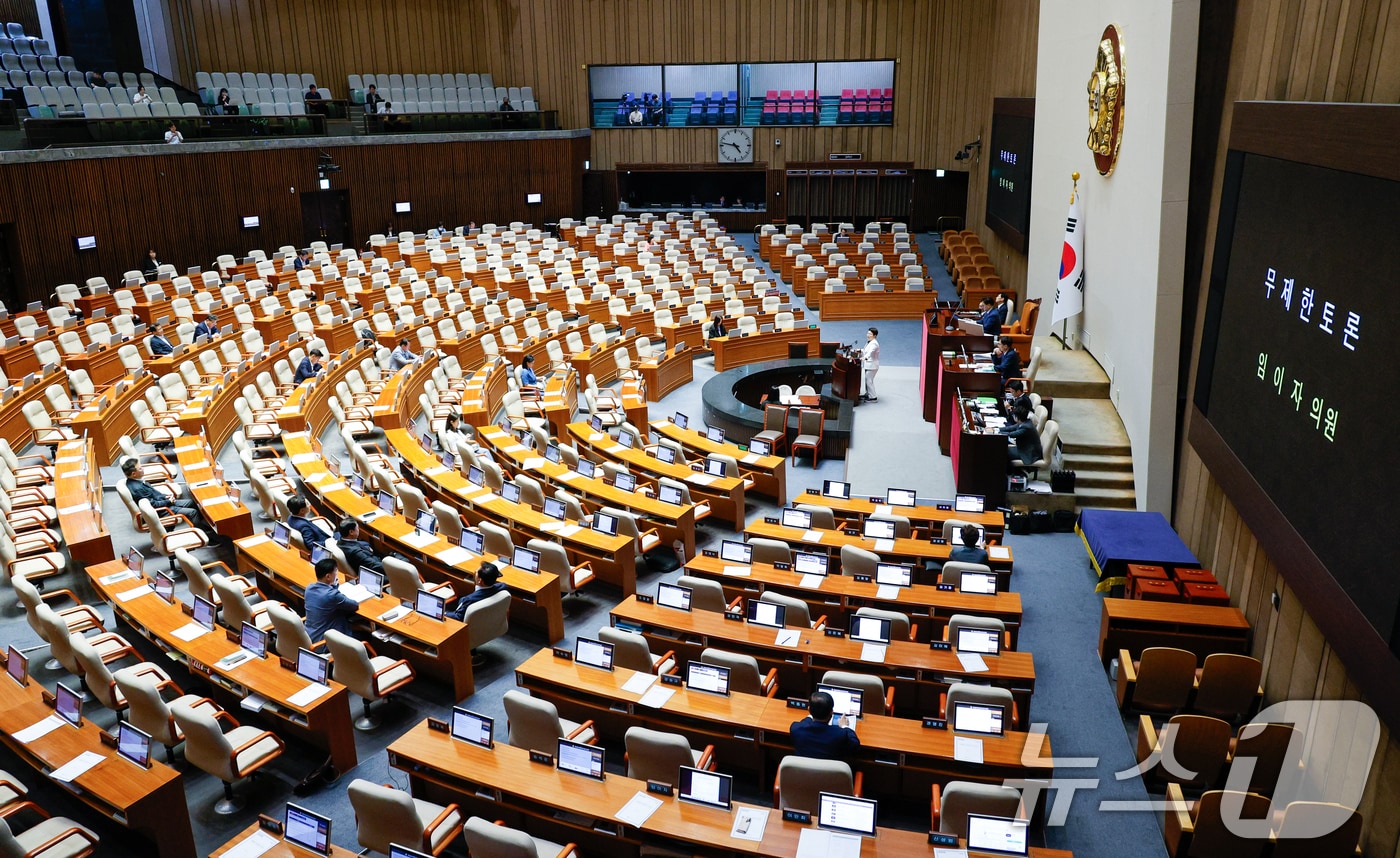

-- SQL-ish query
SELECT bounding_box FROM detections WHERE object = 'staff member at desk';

[305,557,358,643]
[141,248,161,278]
[364,84,385,114]
[978,297,1002,335]
[293,249,311,271]
[388,338,419,371]
[790,691,860,761]
[993,336,1022,387]
[1000,405,1043,469]
[1005,379,1031,414]
[335,519,384,573]
[193,313,219,340]
[147,324,174,356]
[448,564,506,664]
[949,524,990,566]
[518,353,542,392]
[122,458,206,527]
[294,348,324,385]
[287,496,328,550]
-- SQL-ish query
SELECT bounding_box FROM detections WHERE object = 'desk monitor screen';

[818,793,878,838]
[655,445,676,465]
[511,546,541,573]
[240,622,268,658]
[124,548,143,572]
[782,507,812,529]
[192,595,217,631]
[296,648,330,686]
[850,615,891,644]
[746,599,786,629]
[270,521,291,548]
[376,490,395,513]
[577,459,597,479]
[441,451,455,470]
[574,637,614,671]
[658,484,683,506]
[590,415,603,432]
[673,412,689,429]
[415,590,446,621]
[960,571,999,595]
[360,567,385,597]
[545,443,561,464]
[389,846,433,858]
[614,472,636,493]
[55,682,82,727]
[467,466,485,487]
[617,431,633,449]
[966,814,1030,856]
[955,494,986,514]
[952,701,1006,737]
[706,426,725,443]
[414,509,436,535]
[822,480,851,500]
[542,497,566,520]
[704,457,727,477]
[5,646,26,687]
[592,512,619,537]
[285,804,332,855]
[349,473,365,493]
[794,551,829,576]
[459,529,485,554]
[117,722,152,768]
[816,683,864,721]
[657,583,692,611]
[501,482,523,505]
[309,545,329,566]
[874,563,912,588]
[887,488,917,508]
[956,627,1003,656]
[686,661,730,695]
[862,519,896,540]
[556,738,605,780]
[678,766,733,809]
[450,707,493,749]
[748,437,772,456]
[719,540,752,565]
[153,572,176,604]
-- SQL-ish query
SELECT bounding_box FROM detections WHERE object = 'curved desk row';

[650,416,788,504]
[53,438,114,564]
[710,326,823,372]
[173,435,255,540]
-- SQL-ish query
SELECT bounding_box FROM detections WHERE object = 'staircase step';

[1061,441,1132,456]
[1075,486,1137,510]
[1072,470,1135,489]
[1036,379,1110,399]
[1061,453,1134,470]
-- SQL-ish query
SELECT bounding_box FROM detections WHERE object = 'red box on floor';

[1125,564,1169,598]
[1173,567,1219,586]
[1134,579,1181,602]
[1183,582,1230,606]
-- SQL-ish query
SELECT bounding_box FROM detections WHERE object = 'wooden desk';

[86,558,359,772]
[541,371,578,439]
[936,357,1003,453]
[211,825,357,857]
[818,290,935,321]
[173,436,254,539]
[681,554,1024,647]
[611,596,1035,723]
[0,366,68,452]
[951,399,1012,510]
[711,327,822,372]
[52,438,113,564]
[651,417,788,505]
[639,344,695,401]
[313,315,363,353]
[62,342,127,387]
[793,487,1004,538]
[0,671,196,858]
[0,335,49,378]
[75,291,118,319]
[66,374,151,465]
[236,534,476,699]
[1098,599,1251,668]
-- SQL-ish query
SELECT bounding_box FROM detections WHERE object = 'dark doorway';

[300,190,351,248]
[0,224,26,311]
[582,171,607,217]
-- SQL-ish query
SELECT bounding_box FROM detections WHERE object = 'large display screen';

[984,98,1034,252]
[1195,151,1400,649]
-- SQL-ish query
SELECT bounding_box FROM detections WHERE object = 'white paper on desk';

[874,504,894,517]
[859,643,887,663]
[172,622,209,642]
[953,736,984,764]
[290,452,319,464]
[57,503,90,516]
[539,520,567,533]
[99,570,137,586]
[614,791,663,827]
[287,682,333,707]
[721,565,751,577]
[436,546,473,566]
[956,652,989,673]
[799,574,826,590]
[934,850,970,858]
[115,584,153,602]
[731,807,769,841]
[588,433,605,442]
[206,495,237,507]
[775,629,801,647]
[741,453,762,465]
[802,529,824,543]
[401,531,438,548]
[504,444,528,454]
[320,481,347,492]
[796,828,863,858]
[620,672,657,695]
[522,457,547,470]
[636,686,675,709]
[557,524,583,538]
[241,535,271,547]
[339,583,373,603]
[474,492,500,504]
[13,715,64,743]
[988,546,1011,560]
[55,455,84,464]
[302,472,328,483]
[220,830,279,858]
[873,538,895,553]
[876,584,901,601]
[50,751,106,783]
[556,471,580,483]
[424,466,449,476]
[240,693,269,712]
[687,473,717,486]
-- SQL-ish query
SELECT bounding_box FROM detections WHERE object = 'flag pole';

[1054,171,1080,351]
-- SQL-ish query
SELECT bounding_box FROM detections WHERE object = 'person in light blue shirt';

[519,353,541,390]
[389,337,418,371]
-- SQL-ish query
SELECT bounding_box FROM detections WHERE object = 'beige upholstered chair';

[930,781,1025,838]
[502,689,595,754]
[854,606,912,642]
[348,779,462,856]
[463,590,512,666]
[598,626,675,675]
[1116,646,1199,714]
[0,810,98,858]
[773,757,861,812]
[462,815,578,858]
[700,647,776,697]
[624,726,714,783]
[820,670,894,716]
[748,536,791,566]
[324,629,416,731]
[171,701,285,814]
[676,575,734,613]
[114,668,222,762]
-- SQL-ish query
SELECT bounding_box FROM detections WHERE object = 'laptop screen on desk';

[154,572,176,604]
[706,426,725,443]
[794,552,828,576]
[415,590,445,620]
[655,445,676,464]
[952,701,1006,737]
[360,568,384,597]
[55,682,82,726]
[874,563,912,587]
[6,646,26,687]
[575,637,614,671]
[955,494,986,514]
[296,648,330,685]
[270,522,291,548]
[240,623,268,658]
[678,766,732,809]
[816,683,864,721]
[617,431,633,449]
[545,443,561,464]
[467,466,485,487]
[748,437,771,456]
[414,509,436,534]
[614,472,636,493]
[543,497,566,520]
[822,480,851,500]
[458,529,485,554]
[719,540,751,564]
[192,595,217,631]
[309,544,329,565]
[960,571,999,595]
[349,473,365,493]
[818,793,878,837]
[450,707,493,748]
[501,482,522,504]
[590,415,603,432]
[578,459,597,479]
[124,548,143,572]
[557,738,605,779]
[850,615,891,644]
[674,412,689,429]
[746,599,785,629]
[887,488,917,507]
[117,722,152,768]
[704,457,727,477]
[966,814,1029,856]
[782,508,812,529]
[687,662,730,695]
[956,627,1002,656]
[377,490,395,513]
[389,846,433,858]
[512,546,541,573]
[657,583,692,611]
[658,484,683,505]
[862,519,896,540]
[592,512,619,537]
[285,804,332,855]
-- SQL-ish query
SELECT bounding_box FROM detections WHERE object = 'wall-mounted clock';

[1086,23,1125,176]
[718,127,754,163]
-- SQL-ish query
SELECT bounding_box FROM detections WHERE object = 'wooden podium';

[831,349,862,401]
[920,307,995,422]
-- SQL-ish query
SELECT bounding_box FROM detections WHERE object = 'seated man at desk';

[294,348,324,385]
[790,691,860,760]
[335,519,384,573]
[287,496,328,550]
[293,249,312,271]
[978,297,1002,335]
[1000,405,1042,469]
[1005,379,1032,414]
[446,563,505,636]
[993,336,1022,386]
[949,524,990,566]
[121,458,206,527]
[305,557,358,643]
[388,337,419,371]
[194,313,219,340]
[148,323,174,356]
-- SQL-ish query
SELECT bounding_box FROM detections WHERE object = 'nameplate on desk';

[931,537,947,545]
[98,729,118,748]
[773,562,792,571]
[552,647,573,660]
[805,488,820,494]
[782,808,812,824]
[529,750,554,766]
[929,832,960,847]
[869,497,884,504]
[823,628,845,638]
[426,717,449,734]
[723,611,744,622]
[636,594,655,604]
[853,574,872,583]
[258,815,284,836]
[646,780,674,796]
[930,641,952,651]
[763,517,779,525]
[922,718,948,730]
[786,697,809,710]
[936,583,956,592]
[702,549,718,558]
[936,503,952,511]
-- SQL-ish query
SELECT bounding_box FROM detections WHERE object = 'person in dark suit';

[789,691,860,760]
[499,96,515,111]
[993,336,1022,386]
[446,563,507,622]
[141,249,161,278]
[293,348,324,385]
[286,496,327,550]
[335,519,383,573]
[147,324,173,356]
[1000,404,1043,467]
[121,458,204,524]
[194,313,219,340]
[1005,379,1032,414]
[948,524,990,566]
[978,298,1002,336]
[304,557,358,643]
[364,84,385,114]
[293,249,311,271]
